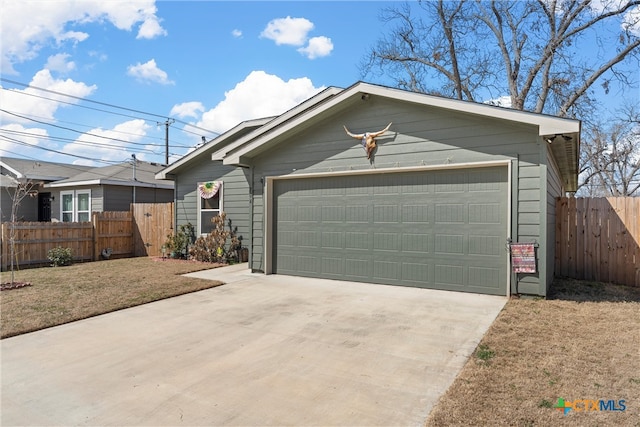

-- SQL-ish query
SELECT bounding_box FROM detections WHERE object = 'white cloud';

[0,0,166,73]
[484,95,512,108]
[260,16,333,59]
[297,36,334,59]
[127,59,174,85]
[197,71,325,134]
[0,123,49,159]
[232,29,243,38]
[623,6,640,36]
[0,69,97,123]
[45,53,76,73]
[137,15,167,39]
[260,16,314,46]
[62,119,151,164]
[170,102,205,119]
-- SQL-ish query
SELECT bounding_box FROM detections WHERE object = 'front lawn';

[426,278,640,426]
[1,257,223,339]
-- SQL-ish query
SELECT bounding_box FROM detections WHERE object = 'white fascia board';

[156,117,275,179]
[45,179,174,189]
[217,87,344,164]
[223,82,581,166]
[0,161,23,178]
[362,84,581,136]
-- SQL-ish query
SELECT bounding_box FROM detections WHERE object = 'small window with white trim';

[197,181,223,235]
[60,190,91,222]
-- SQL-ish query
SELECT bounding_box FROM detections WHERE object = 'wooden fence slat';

[556,197,640,287]
[1,203,172,271]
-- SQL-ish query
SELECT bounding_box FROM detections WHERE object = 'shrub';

[47,247,73,267]
[164,223,194,259]
[189,212,242,263]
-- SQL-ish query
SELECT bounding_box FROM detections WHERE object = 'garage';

[213,82,580,296]
[272,166,508,295]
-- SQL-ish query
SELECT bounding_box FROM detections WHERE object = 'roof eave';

[212,86,344,163]
[157,117,276,179]
[45,179,174,189]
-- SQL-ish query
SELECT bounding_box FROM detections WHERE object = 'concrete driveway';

[1,264,506,426]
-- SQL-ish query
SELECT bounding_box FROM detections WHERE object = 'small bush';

[164,223,194,259]
[189,212,242,263]
[47,247,73,267]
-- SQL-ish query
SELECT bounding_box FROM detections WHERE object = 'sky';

[1,1,638,168]
[0,0,403,167]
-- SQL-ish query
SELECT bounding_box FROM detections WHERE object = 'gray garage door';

[273,167,508,295]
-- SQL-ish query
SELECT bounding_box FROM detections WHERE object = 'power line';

[0,135,121,165]
[1,87,199,148]
[1,109,166,149]
[0,143,166,183]
[0,128,160,155]
[1,77,220,137]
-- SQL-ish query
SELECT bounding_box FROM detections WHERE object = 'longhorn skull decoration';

[343,122,392,159]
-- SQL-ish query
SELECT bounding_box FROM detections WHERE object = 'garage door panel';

[434,264,466,287]
[469,203,502,224]
[402,204,432,223]
[373,205,400,223]
[345,205,369,222]
[468,235,502,256]
[402,233,432,253]
[344,258,371,278]
[344,232,370,250]
[435,234,465,254]
[273,167,507,294]
[401,262,432,284]
[469,169,504,191]
[321,231,344,249]
[322,257,345,276]
[468,266,502,289]
[321,205,345,222]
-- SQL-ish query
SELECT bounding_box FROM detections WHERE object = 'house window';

[60,190,91,222]
[197,181,222,235]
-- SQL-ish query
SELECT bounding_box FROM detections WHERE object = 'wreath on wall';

[198,181,222,199]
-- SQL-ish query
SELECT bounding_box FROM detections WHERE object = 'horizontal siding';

[545,145,563,293]
[104,185,132,211]
[251,98,544,277]
[175,156,250,244]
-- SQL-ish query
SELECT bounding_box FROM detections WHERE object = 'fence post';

[92,212,98,262]
[1,223,6,271]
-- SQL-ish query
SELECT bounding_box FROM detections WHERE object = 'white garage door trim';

[264,160,513,296]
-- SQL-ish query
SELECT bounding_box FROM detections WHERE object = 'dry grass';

[1,257,223,339]
[426,278,640,427]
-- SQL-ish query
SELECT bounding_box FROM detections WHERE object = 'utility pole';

[158,118,175,165]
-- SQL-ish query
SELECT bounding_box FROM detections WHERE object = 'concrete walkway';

[1,265,506,426]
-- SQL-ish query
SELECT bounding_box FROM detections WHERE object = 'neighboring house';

[1,157,92,222]
[1,157,173,222]
[45,160,174,222]
[163,82,580,297]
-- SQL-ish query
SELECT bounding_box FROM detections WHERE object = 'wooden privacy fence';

[132,202,174,257]
[1,202,173,271]
[555,197,640,287]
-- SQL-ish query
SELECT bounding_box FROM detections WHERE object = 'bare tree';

[579,104,640,195]
[362,0,640,117]
[4,177,41,285]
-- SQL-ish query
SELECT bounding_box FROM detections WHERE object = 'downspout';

[249,166,254,271]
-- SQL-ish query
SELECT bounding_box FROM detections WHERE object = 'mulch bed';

[1,281,32,291]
